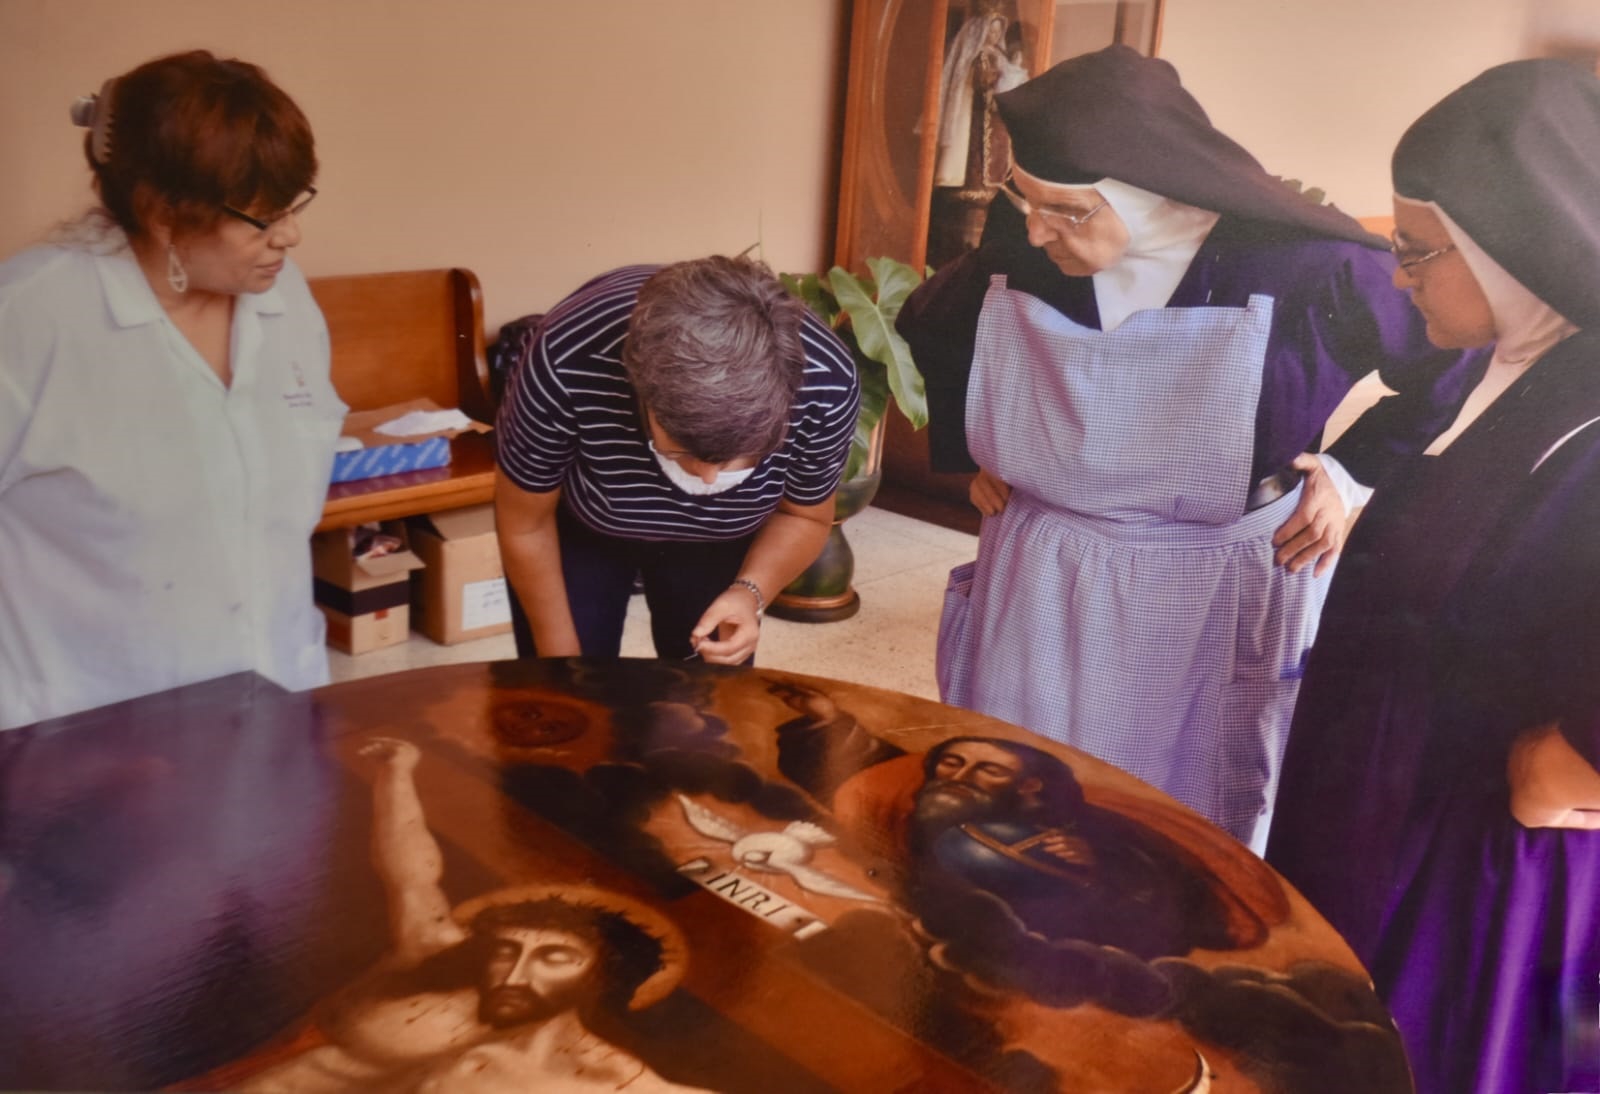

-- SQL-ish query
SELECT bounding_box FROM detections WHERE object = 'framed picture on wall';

[834,0,1164,274]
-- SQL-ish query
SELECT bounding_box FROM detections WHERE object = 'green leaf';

[781,257,930,479]
[863,256,922,315]
[844,358,889,480]
[780,272,839,327]
[862,257,928,429]
[829,264,927,430]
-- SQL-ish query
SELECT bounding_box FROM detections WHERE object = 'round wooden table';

[0,661,1412,1093]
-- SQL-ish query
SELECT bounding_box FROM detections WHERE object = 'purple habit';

[1268,328,1600,1093]
[1271,58,1600,1094]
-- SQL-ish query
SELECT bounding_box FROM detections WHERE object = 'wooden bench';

[307,268,498,532]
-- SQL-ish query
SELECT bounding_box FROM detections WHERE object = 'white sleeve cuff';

[1316,453,1373,511]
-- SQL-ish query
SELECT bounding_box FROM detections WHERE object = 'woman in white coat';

[0,51,339,729]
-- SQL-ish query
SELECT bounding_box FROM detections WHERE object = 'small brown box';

[311,523,426,654]
[406,504,513,645]
[321,604,411,654]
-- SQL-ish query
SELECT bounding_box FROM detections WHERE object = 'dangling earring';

[166,244,188,294]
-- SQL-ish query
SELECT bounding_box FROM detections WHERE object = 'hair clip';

[69,77,118,166]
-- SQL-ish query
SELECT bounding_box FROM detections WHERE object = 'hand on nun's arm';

[1508,722,1600,830]
[969,467,1012,516]
[1271,453,1347,576]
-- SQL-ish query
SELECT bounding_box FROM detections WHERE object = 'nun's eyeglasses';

[1389,232,1456,272]
[997,176,1108,230]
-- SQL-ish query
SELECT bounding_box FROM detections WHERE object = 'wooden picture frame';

[834,0,1165,274]
[834,0,1165,534]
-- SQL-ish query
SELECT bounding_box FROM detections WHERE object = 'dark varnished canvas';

[0,662,1410,1092]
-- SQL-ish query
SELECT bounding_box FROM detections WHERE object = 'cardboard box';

[329,398,491,485]
[407,504,513,645]
[312,523,426,654]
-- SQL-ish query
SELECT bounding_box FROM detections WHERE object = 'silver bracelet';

[729,577,766,618]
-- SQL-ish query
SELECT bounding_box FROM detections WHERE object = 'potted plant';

[767,257,928,622]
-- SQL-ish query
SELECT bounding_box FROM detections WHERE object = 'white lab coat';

[0,232,344,729]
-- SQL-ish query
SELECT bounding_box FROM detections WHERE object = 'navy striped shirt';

[497,265,860,542]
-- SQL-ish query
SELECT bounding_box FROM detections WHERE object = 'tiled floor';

[328,506,979,701]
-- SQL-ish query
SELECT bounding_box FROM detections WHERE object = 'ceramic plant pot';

[768,421,884,623]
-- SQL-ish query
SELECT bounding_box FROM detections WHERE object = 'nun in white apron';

[899,46,1478,849]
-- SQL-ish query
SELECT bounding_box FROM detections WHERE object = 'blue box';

[330,435,451,484]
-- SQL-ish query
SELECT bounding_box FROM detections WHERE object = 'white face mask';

[649,441,756,496]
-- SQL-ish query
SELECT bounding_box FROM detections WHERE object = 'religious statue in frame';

[834,0,1165,275]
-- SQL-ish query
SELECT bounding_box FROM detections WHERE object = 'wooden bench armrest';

[309,267,494,422]
[449,268,494,422]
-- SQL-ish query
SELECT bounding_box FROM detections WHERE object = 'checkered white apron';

[938,277,1330,847]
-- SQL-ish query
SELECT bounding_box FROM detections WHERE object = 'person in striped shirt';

[495,256,860,665]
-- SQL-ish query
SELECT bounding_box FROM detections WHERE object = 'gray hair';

[623,256,807,462]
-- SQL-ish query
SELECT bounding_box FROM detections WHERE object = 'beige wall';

[5,0,1594,333]
[1524,0,1600,61]
[1158,0,1547,219]
[0,0,847,331]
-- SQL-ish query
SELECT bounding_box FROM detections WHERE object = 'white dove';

[676,795,880,903]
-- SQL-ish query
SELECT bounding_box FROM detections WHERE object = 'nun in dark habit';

[1266,59,1600,1094]
[896,45,1474,849]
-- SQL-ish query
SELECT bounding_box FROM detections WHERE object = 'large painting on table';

[0,663,1412,1092]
